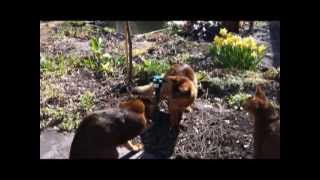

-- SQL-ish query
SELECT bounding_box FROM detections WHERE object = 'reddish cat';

[243,85,280,159]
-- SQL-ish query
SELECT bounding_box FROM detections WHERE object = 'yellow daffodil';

[214,36,222,46]
[235,40,243,48]
[227,33,234,40]
[251,43,257,51]
[210,29,266,70]
[258,45,266,54]
[234,35,241,42]
[248,37,257,49]
[224,37,233,46]
[251,51,258,59]
[219,28,228,36]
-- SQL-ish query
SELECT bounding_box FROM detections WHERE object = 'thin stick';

[124,21,133,85]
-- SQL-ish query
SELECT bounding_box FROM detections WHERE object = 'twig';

[124,21,133,86]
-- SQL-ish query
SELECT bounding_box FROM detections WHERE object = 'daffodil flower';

[251,51,258,59]
[258,45,266,54]
[219,28,228,36]
[214,36,223,47]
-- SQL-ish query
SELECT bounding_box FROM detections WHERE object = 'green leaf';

[90,37,98,52]
[98,37,103,46]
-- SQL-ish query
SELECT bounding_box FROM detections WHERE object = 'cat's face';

[243,85,269,115]
[166,75,193,96]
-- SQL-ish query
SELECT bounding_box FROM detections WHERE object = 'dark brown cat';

[243,85,280,159]
[69,97,151,159]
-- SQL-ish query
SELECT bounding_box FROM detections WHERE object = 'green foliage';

[40,80,65,105]
[133,58,170,84]
[166,21,184,35]
[68,21,86,27]
[87,37,126,75]
[134,58,170,77]
[58,112,81,131]
[177,52,191,63]
[202,71,268,96]
[40,107,81,132]
[79,91,94,112]
[40,51,125,79]
[40,55,67,77]
[57,21,94,39]
[263,67,279,80]
[113,55,126,66]
[196,71,209,81]
[103,26,116,33]
[90,37,104,56]
[227,93,251,110]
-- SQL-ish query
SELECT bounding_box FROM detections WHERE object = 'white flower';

[193,24,200,30]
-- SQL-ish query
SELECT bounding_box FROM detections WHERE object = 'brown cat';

[69,97,151,159]
[132,63,198,130]
[243,85,280,159]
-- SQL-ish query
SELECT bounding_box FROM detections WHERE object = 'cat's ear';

[255,84,267,101]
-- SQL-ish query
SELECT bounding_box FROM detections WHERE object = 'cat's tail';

[131,83,155,96]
